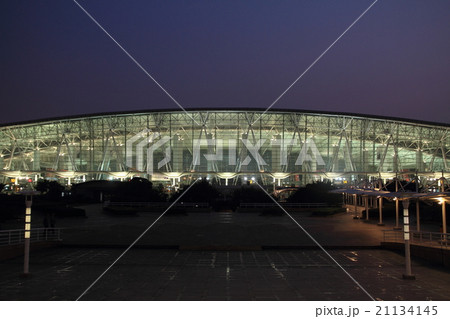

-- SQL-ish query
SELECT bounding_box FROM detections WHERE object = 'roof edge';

[0,107,449,128]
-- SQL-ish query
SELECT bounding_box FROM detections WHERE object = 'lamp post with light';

[383,192,416,280]
[393,178,402,230]
[19,190,40,277]
[401,199,415,279]
[438,177,447,236]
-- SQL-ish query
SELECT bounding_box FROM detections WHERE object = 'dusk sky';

[1,0,449,125]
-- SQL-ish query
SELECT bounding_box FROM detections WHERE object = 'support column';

[378,197,384,226]
[394,198,402,229]
[416,199,421,232]
[402,199,415,280]
[442,199,447,235]
[365,196,369,220]
[353,194,358,219]
[33,150,40,171]
[415,150,423,172]
[271,134,281,172]
[173,136,184,172]
[240,133,249,172]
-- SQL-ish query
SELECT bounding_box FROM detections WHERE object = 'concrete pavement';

[1,205,449,301]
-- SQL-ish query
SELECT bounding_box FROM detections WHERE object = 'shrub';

[287,181,340,205]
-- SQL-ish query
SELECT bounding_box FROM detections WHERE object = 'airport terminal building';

[0,108,448,187]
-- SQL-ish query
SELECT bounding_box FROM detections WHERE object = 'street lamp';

[18,190,40,277]
[382,192,416,280]
[393,178,402,230]
[401,199,415,280]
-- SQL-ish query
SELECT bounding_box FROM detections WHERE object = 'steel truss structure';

[0,109,448,186]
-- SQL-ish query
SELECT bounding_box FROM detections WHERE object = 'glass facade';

[0,109,448,186]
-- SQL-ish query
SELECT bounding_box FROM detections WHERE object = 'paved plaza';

[34,205,411,247]
[1,206,449,301]
[0,247,449,301]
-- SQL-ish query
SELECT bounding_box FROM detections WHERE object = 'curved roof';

[1,107,449,129]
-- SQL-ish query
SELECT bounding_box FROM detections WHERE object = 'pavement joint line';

[254,181,376,301]
[75,179,199,301]
[252,0,379,125]
[71,0,200,126]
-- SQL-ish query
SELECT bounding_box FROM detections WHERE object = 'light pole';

[438,177,447,236]
[376,179,385,226]
[383,192,416,279]
[394,178,401,230]
[401,199,415,280]
[19,190,40,277]
[23,195,32,276]
[415,173,421,232]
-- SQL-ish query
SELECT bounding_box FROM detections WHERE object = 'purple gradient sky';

[1,0,449,124]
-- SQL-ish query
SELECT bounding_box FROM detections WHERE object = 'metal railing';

[383,230,449,249]
[0,228,62,246]
[106,202,327,209]
[104,202,209,208]
[239,202,327,208]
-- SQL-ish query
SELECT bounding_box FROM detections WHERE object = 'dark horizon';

[1,0,449,124]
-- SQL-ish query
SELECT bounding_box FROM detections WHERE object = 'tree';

[35,180,65,199]
[170,179,220,204]
[232,185,273,204]
[287,181,340,205]
[112,177,167,202]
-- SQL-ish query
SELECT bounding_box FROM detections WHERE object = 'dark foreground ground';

[1,247,450,301]
[1,206,449,301]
